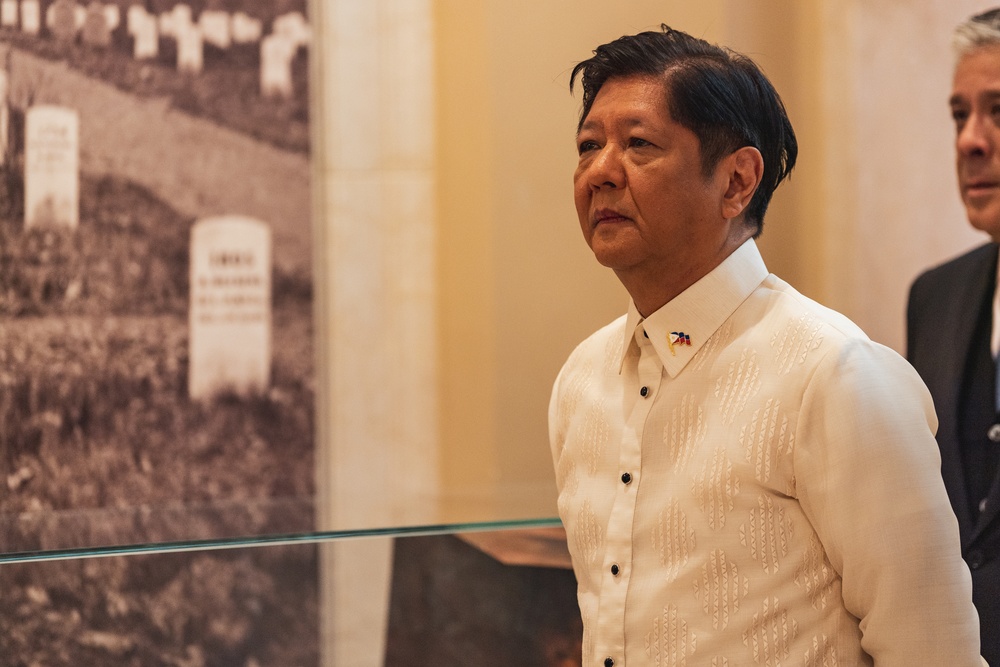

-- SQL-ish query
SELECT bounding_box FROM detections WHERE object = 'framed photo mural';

[0,1,319,663]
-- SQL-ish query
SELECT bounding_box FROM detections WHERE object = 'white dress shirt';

[549,240,981,666]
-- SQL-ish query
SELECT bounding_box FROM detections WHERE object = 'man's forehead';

[949,88,1000,106]
[578,115,648,134]
[578,76,671,132]
[952,46,1000,101]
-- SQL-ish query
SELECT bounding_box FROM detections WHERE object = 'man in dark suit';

[907,9,1000,665]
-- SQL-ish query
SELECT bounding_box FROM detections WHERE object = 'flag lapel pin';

[668,331,691,356]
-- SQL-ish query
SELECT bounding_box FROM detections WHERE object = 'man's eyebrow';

[949,90,1000,106]
[577,117,646,134]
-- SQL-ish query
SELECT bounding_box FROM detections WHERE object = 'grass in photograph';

[0,167,317,664]
[0,0,310,154]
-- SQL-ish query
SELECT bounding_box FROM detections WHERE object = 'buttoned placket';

[593,324,663,666]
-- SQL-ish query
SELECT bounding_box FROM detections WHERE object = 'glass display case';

[8,0,968,664]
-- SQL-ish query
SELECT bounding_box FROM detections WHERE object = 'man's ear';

[720,146,764,220]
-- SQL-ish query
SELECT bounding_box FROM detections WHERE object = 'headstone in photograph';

[171,3,191,31]
[176,22,202,74]
[1,0,18,28]
[157,10,173,37]
[102,2,117,31]
[260,33,295,99]
[132,11,156,59]
[0,71,8,164]
[188,216,272,400]
[81,2,110,47]
[272,11,310,49]
[125,2,145,35]
[199,9,229,49]
[19,0,39,34]
[48,0,76,41]
[24,105,79,229]
[231,11,261,44]
[0,125,6,168]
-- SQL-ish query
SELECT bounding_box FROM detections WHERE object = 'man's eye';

[629,137,652,148]
[578,140,600,154]
[952,108,969,130]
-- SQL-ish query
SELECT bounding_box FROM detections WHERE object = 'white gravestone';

[157,10,173,37]
[19,0,38,34]
[126,3,144,34]
[25,105,79,229]
[102,3,117,31]
[1,0,18,28]
[0,71,8,164]
[231,11,261,44]
[188,216,272,400]
[260,33,295,99]
[176,22,202,74]
[272,11,310,49]
[173,3,194,31]
[199,9,229,49]
[132,11,156,59]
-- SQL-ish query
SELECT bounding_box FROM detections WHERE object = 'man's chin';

[966,209,1000,241]
[591,248,636,272]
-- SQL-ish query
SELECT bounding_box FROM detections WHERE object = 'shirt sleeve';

[794,338,982,665]
[548,360,567,468]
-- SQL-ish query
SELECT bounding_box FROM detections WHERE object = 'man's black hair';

[571,24,797,236]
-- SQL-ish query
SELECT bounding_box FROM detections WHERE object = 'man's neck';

[620,229,755,318]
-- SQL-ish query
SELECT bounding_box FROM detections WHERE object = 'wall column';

[312,0,437,664]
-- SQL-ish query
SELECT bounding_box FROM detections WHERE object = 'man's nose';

[957,113,992,157]
[586,146,625,190]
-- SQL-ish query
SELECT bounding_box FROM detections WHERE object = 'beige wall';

[436,1,743,512]
[316,0,996,526]
[316,3,999,663]
[807,0,986,350]
[312,0,1000,518]
[434,0,996,513]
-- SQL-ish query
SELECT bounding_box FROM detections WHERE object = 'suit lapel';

[973,246,1000,542]
[951,245,1000,546]
[934,245,997,544]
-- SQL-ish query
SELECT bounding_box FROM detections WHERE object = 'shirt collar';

[619,239,769,377]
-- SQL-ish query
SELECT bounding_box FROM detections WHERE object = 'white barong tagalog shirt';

[549,240,981,666]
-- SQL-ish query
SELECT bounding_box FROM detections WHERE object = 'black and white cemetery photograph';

[0,1,319,663]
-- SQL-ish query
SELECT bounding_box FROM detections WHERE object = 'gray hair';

[954,8,1000,60]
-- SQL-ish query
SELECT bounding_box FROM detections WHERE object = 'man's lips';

[963,179,1000,197]
[592,209,632,226]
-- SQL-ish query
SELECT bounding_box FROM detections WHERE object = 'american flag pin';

[667,332,691,356]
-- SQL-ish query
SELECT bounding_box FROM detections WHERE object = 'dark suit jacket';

[907,241,1000,663]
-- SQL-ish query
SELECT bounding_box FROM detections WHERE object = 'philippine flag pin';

[667,331,692,356]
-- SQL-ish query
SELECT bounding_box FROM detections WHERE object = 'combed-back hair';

[954,8,1000,60]
[570,24,797,236]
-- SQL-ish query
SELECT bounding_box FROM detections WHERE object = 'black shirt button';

[621,472,632,485]
[605,658,615,667]
[611,563,620,576]
[640,386,648,397]
[968,550,986,570]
